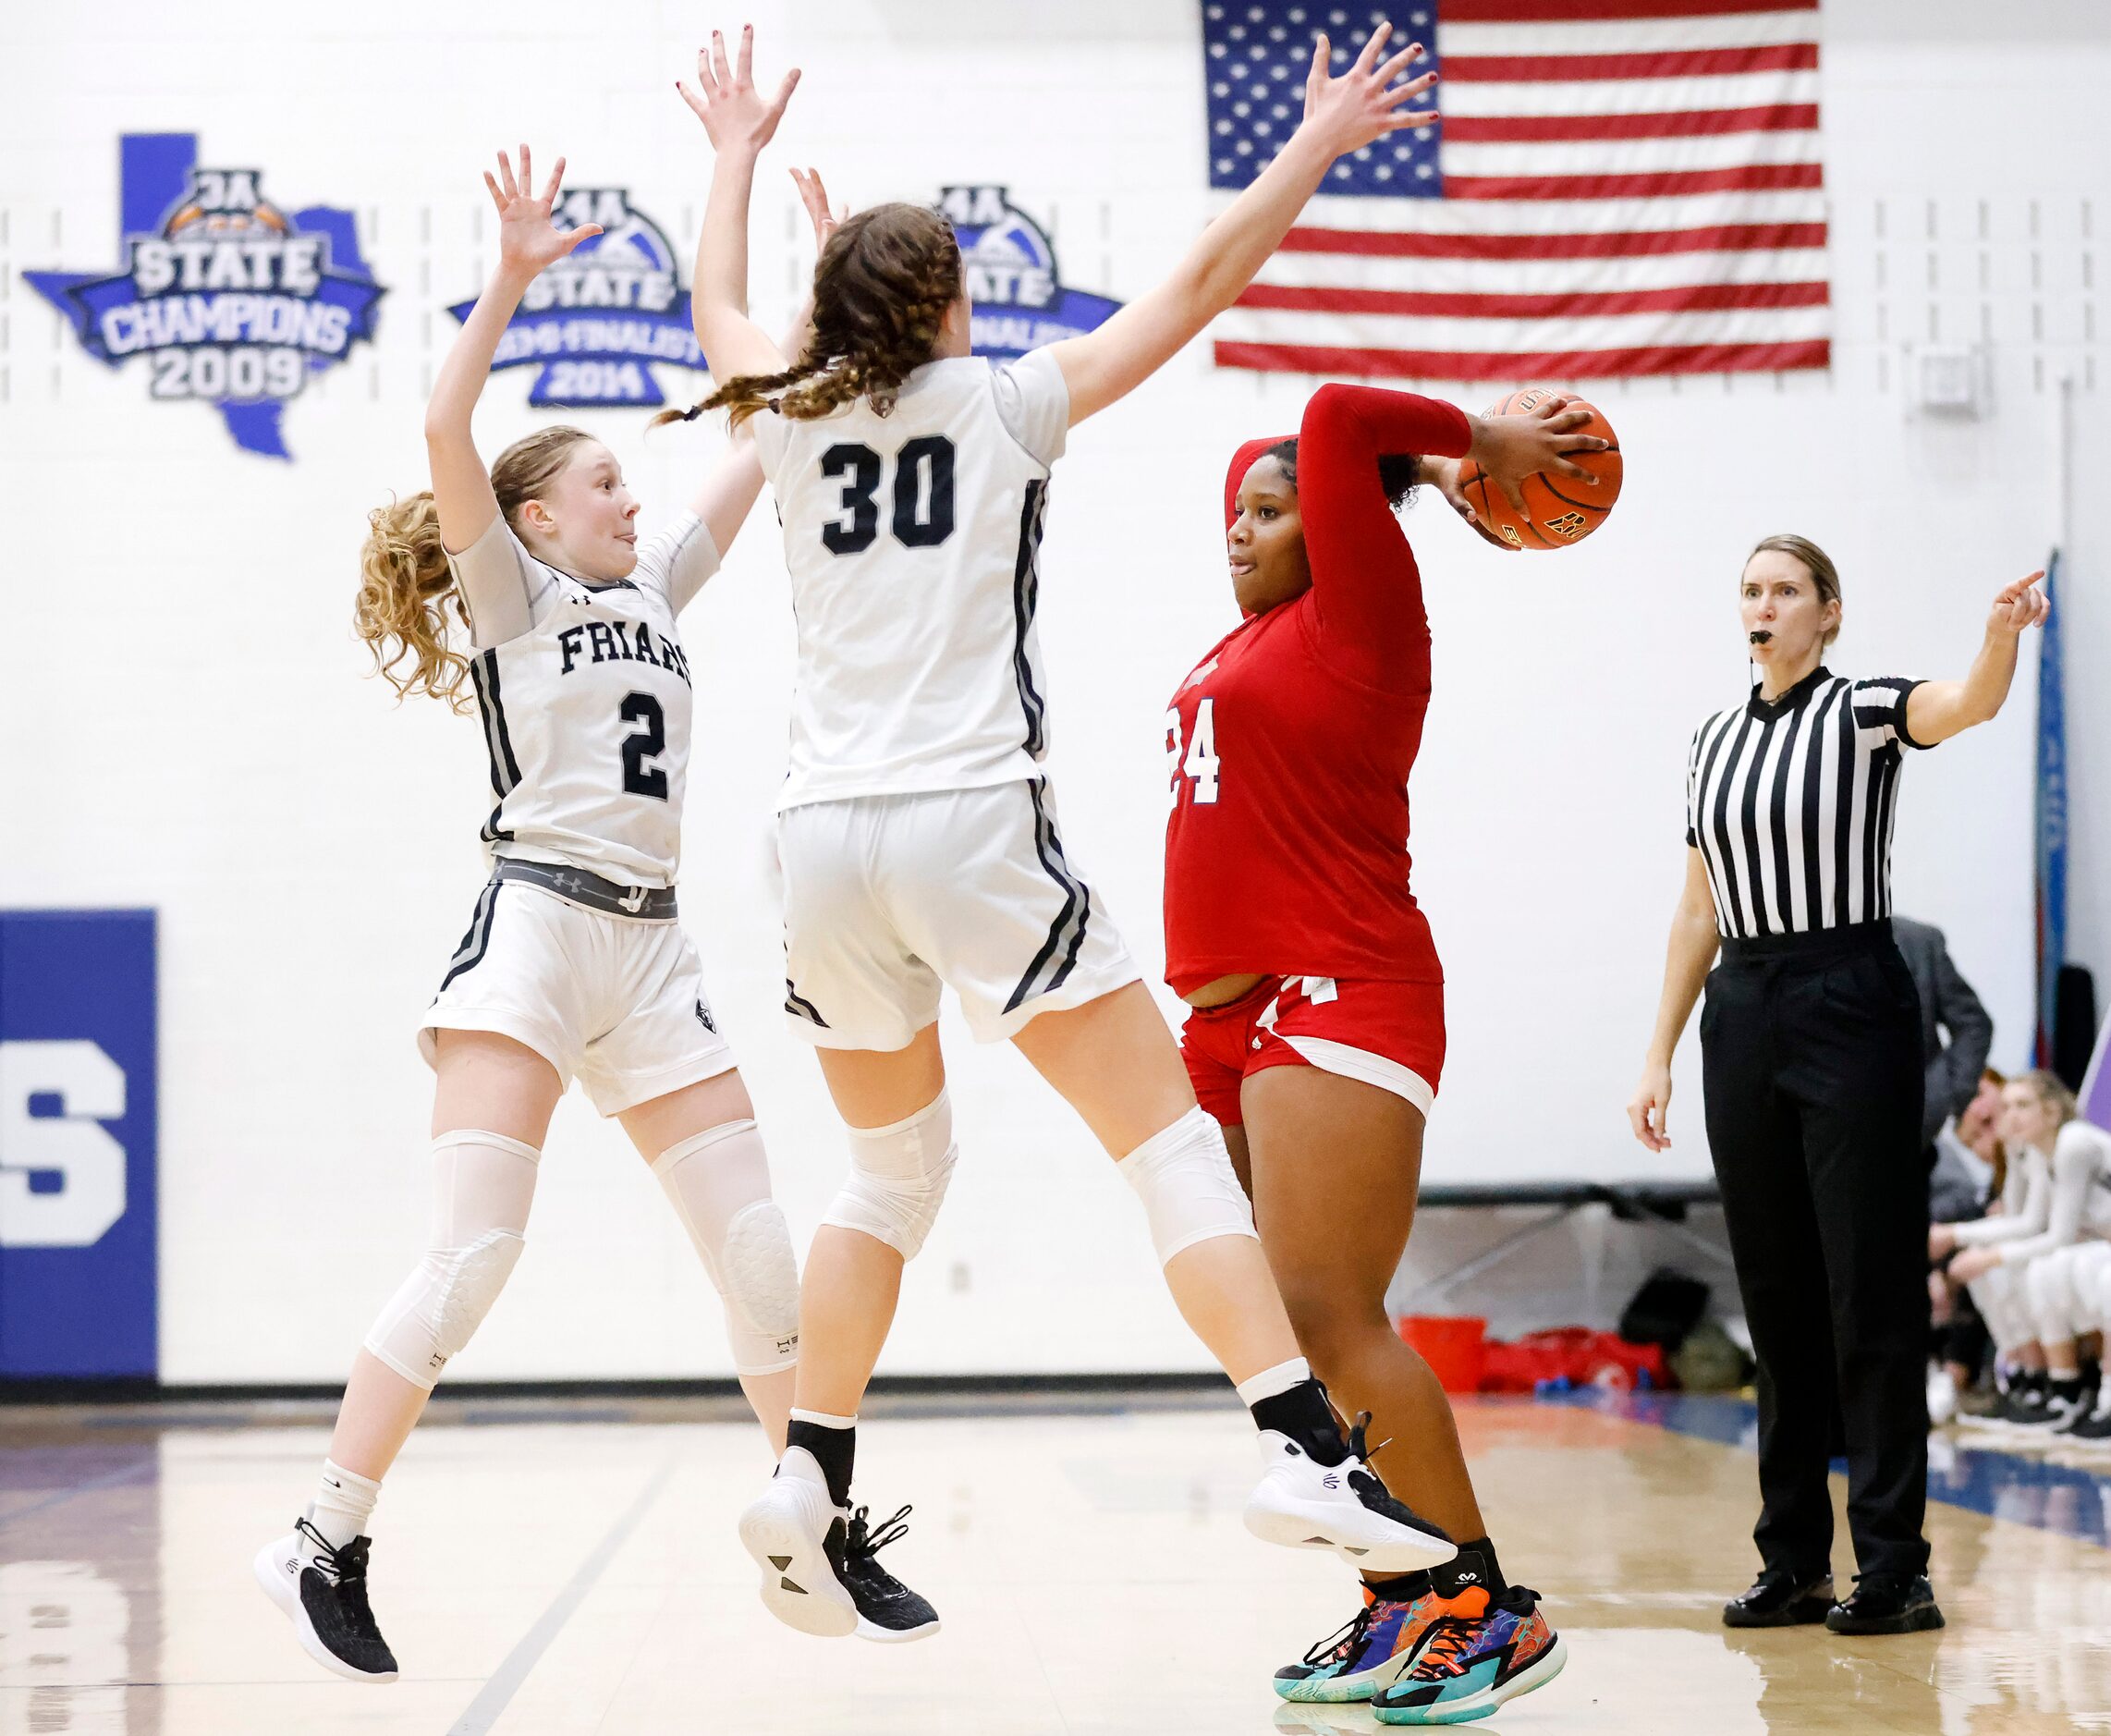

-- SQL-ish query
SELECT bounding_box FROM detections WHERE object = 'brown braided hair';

[655,202,963,431]
[354,426,595,711]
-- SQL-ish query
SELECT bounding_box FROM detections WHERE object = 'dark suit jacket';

[1893,916,1994,1148]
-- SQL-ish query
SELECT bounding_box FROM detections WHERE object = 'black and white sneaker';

[1993,1380,2051,1427]
[2064,1388,2111,1441]
[841,1504,940,1643]
[738,1448,860,1638]
[1244,1414,1455,1572]
[2043,1382,2097,1433]
[252,1518,398,1682]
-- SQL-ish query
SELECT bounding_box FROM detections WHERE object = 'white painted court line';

[445,1451,681,1735]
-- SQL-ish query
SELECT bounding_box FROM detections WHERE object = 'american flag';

[1203,0,1829,381]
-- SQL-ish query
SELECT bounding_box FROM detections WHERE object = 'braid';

[657,202,965,434]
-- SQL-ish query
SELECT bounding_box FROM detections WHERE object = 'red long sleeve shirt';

[1162,384,1473,991]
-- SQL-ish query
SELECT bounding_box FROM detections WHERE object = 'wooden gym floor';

[2,1388,2105,1733]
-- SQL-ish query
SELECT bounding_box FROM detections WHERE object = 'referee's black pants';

[1700,921,1931,1583]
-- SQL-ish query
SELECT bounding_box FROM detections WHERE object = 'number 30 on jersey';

[1165,698,1221,808]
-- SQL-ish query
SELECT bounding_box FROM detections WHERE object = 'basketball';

[1457,385,1623,551]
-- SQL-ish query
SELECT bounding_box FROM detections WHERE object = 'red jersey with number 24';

[1162,385,1473,995]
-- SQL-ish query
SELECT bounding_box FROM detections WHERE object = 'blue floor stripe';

[1559,1389,2111,1549]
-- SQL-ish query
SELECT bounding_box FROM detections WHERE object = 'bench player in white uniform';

[1938,1070,2111,1434]
[254,147,833,1682]
[674,26,1459,1641]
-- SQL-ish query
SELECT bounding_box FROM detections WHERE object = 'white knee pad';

[1118,1106,1257,1265]
[364,1130,539,1390]
[824,1091,958,1260]
[653,1119,800,1375]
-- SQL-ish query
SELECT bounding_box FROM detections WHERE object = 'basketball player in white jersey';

[253,146,850,1681]
[672,26,1460,1640]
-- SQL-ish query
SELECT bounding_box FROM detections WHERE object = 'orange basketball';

[1455,385,1623,552]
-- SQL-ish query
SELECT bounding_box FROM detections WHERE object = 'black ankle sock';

[1364,1569,1434,1603]
[1434,1537,1506,1599]
[1250,1379,1348,1466]
[786,1419,855,1508]
[2050,1375,2087,1401]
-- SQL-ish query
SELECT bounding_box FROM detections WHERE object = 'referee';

[1627,534,2046,1636]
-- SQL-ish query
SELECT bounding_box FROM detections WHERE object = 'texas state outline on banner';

[24,133,385,459]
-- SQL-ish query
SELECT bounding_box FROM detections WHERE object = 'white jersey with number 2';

[750,348,1069,812]
[446,512,720,888]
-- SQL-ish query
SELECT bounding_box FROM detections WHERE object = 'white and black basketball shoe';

[738,1449,861,1638]
[253,1518,399,1682]
[1245,1414,1456,1572]
[842,1504,941,1642]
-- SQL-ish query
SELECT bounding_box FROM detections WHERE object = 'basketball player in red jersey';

[1164,383,1603,1725]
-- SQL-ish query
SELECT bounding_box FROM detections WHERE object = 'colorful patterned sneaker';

[1371,1585,1567,1726]
[1274,1583,1446,1703]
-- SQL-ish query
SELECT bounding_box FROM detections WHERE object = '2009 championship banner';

[27,133,384,458]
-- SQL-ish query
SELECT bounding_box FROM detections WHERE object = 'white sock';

[307,1458,382,1550]
[789,1406,858,1429]
[1235,1357,1313,1408]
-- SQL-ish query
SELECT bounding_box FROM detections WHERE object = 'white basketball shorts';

[421,879,735,1115]
[777,777,1141,1050]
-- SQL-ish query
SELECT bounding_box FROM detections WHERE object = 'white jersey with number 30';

[751,349,1070,812]
[447,513,719,888]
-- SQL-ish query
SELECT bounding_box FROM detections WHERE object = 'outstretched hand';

[1297,22,1440,159]
[677,24,801,156]
[483,146,601,275]
[1467,394,1613,524]
[1986,571,2049,638]
[789,165,846,254]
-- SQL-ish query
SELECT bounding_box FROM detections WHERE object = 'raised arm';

[1628,848,1723,1153]
[1903,572,2049,745]
[1046,24,1438,427]
[426,146,603,554]
[677,25,801,383]
[672,166,841,575]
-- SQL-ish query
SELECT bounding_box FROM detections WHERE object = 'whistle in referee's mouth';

[1749,630,1774,644]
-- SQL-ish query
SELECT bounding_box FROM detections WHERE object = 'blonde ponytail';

[354,491,473,712]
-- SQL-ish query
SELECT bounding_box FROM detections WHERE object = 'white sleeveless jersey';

[447,514,718,887]
[751,349,1069,811]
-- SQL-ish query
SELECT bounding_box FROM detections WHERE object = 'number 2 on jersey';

[619,692,668,800]
[1165,698,1221,807]
[821,436,957,554]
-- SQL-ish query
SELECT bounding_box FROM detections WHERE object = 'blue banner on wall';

[24,133,385,459]
[0,911,159,1379]
[450,187,708,409]
[940,186,1122,361]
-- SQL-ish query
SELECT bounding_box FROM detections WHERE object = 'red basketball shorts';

[1178,974,1446,1129]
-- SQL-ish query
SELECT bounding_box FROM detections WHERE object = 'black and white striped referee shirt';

[1685,666,1928,939]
